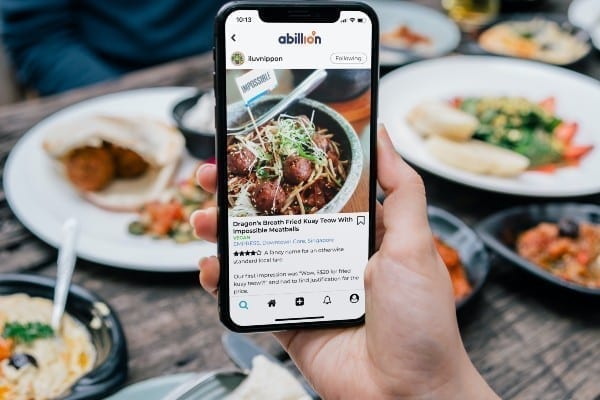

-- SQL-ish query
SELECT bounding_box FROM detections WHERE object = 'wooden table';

[0,1,599,399]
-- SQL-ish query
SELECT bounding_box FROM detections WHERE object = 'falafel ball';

[283,155,313,184]
[110,145,149,178]
[65,146,115,191]
[228,147,256,175]
[252,181,286,214]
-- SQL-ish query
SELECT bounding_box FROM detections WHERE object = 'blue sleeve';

[1,0,120,95]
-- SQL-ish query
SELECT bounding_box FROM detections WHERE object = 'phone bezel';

[214,0,379,333]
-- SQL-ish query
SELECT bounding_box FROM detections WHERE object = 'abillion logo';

[278,30,322,45]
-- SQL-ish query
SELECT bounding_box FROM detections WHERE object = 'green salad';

[459,97,564,167]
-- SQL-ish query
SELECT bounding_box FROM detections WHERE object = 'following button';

[330,52,367,64]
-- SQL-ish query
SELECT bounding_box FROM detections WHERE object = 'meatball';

[283,155,313,184]
[110,145,149,178]
[228,147,256,175]
[304,179,336,210]
[252,181,286,214]
[65,146,115,191]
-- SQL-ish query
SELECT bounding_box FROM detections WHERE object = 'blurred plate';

[428,206,490,308]
[569,0,600,50]
[162,370,246,400]
[105,374,197,400]
[4,87,216,272]
[476,203,600,295]
[469,13,591,66]
[380,55,600,197]
[107,371,247,400]
[366,0,460,67]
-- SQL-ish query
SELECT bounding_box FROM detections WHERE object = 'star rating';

[233,250,259,257]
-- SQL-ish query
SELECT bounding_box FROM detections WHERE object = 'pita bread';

[426,136,530,177]
[43,115,184,211]
[407,101,478,141]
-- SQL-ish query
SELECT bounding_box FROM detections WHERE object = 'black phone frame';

[214,0,379,332]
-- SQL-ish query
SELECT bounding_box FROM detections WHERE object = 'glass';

[442,0,500,31]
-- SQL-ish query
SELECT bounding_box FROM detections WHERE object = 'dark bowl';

[475,203,600,296]
[172,91,216,160]
[291,69,370,103]
[428,206,490,309]
[465,13,592,67]
[0,274,128,399]
[227,95,363,214]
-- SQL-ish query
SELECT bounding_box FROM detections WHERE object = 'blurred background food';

[517,219,600,288]
[0,275,128,400]
[478,17,591,65]
[0,294,95,400]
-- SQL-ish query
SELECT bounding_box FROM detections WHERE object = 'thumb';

[376,125,432,260]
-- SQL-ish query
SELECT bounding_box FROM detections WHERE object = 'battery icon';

[357,18,364,23]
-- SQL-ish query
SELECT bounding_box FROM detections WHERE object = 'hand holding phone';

[214,1,378,331]
[191,127,499,399]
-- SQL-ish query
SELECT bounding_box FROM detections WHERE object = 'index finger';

[196,163,217,194]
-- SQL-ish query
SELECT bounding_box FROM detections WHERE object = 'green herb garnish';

[462,96,564,166]
[3,322,54,344]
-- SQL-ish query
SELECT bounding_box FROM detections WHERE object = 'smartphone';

[214,1,378,332]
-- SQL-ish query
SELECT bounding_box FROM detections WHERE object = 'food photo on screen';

[225,68,371,217]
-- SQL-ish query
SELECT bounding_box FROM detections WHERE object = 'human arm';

[1,0,120,95]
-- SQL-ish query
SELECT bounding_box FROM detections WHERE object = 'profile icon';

[231,51,245,66]
[349,293,359,303]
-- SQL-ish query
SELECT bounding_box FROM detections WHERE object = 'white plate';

[4,87,216,271]
[379,56,600,197]
[105,373,198,400]
[366,0,460,67]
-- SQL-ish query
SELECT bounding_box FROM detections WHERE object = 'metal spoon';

[51,218,79,332]
[227,68,328,136]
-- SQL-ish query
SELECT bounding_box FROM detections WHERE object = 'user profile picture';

[231,51,245,66]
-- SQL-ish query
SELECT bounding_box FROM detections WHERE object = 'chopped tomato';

[433,237,471,299]
[576,251,590,265]
[539,97,556,114]
[547,239,571,258]
[554,122,578,145]
[0,337,12,361]
[449,97,463,108]
[564,144,594,160]
[145,201,185,236]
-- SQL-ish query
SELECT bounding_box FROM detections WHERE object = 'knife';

[222,332,320,400]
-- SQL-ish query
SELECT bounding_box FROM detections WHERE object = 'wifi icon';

[349,17,355,22]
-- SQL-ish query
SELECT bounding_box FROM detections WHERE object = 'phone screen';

[219,6,375,329]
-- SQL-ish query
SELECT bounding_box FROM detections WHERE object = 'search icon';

[238,300,249,310]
